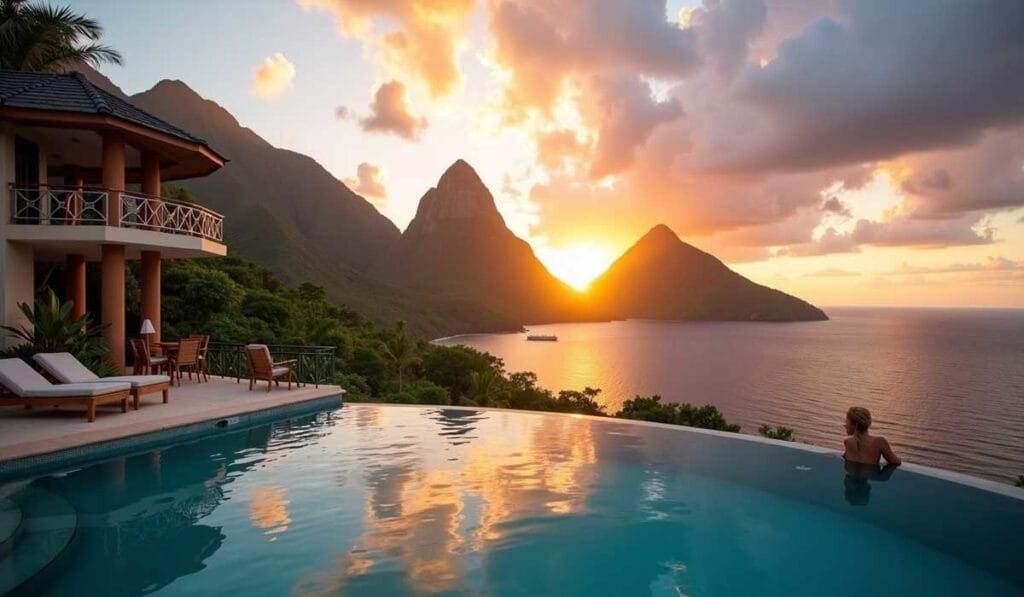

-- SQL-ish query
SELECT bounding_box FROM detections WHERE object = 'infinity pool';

[1,404,1021,595]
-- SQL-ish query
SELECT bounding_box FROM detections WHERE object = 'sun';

[537,244,617,291]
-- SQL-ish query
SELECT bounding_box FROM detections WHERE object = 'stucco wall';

[0,127,45,348]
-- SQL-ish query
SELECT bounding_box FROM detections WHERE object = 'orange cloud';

[251,53,295,99]
[344,162,388,202]
[359,80,428,141]
[297,0,474,98]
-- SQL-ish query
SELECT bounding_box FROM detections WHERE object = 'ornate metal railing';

[9,184,107,224]
[120,192,223,241]
[204,342,337,388]
[8,184,224,242]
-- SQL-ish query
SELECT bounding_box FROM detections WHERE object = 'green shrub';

[615,395,740,432]
[1016,476,1024,488]
[0,289,116,377]
[384,391,416,404]
[758,425,795,441]
[406,379,451,405]
[554,387,605,415]
[336,373,372,402]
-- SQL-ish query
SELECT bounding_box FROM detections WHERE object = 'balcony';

[8,184,224,242]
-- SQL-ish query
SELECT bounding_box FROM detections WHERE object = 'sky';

[74,0,1024,307]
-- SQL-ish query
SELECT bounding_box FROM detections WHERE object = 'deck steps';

[0,486,78,595]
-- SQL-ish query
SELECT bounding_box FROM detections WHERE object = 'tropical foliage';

[758,425,795,441]
[0,288,116,376]
[0,0,122,72]
[615,395,742,432]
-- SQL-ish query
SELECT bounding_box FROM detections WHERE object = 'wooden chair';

[188,334,211,382]
[170,338,202,386]
[245,344,295,392]
[131,338,169,376]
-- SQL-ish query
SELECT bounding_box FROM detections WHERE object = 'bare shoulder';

[873,435,891,448]
[843,436,856,448]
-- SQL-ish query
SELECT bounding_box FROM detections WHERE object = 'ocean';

[437,307,1024,483]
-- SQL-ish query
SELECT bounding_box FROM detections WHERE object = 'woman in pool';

[843,406,901,466]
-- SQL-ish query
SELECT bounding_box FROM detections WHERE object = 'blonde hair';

[846,407,872,434]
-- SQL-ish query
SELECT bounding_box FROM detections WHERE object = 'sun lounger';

[34,352,170,410]
[0,358,130,422]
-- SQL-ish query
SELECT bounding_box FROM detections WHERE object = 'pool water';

[1,404,1022,596]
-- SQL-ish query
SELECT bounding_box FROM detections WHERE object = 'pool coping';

[347,402,1024,501]
[0,392,345,482]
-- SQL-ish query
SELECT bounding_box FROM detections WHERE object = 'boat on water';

[526,334,558,342]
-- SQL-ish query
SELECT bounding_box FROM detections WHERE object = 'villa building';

[0,70,227,369]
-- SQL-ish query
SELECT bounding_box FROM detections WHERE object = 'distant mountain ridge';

[587,225,828,322]
[80,67,827,332]
[77,66,520,337]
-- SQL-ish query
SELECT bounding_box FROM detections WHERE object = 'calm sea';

[437,308,1024,483]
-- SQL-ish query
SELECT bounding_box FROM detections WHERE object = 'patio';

[0,376,343,463]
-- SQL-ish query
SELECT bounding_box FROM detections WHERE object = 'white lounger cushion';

[0,358,129,398]
[23,383,131,398]
[33,352,101,383]
[271,367,290,377]
[94,375,169,388]
[33,353,168,387]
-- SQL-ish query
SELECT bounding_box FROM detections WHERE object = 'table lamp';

[140,319,155,346]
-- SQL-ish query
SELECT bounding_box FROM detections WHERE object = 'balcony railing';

[8,184,224,242]
[204,342,337,388]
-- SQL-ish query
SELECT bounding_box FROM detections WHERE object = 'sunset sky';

[76,0,1024,307]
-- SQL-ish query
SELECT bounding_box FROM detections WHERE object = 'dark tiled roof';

[0,70,209,148]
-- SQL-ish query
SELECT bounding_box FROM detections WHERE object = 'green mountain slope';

[77,67,518,337]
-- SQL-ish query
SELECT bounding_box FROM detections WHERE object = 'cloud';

[334,105,352,120]
[584,73,684,178]
[705,0,1024,172]
[344,162,388,202]
[535,128,589,171]
[251,53,295,99]
[887,126,1024,219]
[297,0,474,97]
[851,215,994,248]
[820,196,851,217]
[892,257,1024,275]
[359,80,428,140]
[808,267,861,277]
[776,226,861,257]
[686,0,768,78]
[488,0,701,119]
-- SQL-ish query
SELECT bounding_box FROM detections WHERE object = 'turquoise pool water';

[1,404,1022,595]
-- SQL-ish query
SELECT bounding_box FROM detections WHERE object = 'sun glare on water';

[538,244,617,291]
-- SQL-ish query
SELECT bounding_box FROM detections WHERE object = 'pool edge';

[0,393,344,482]
[346,402,1024,501]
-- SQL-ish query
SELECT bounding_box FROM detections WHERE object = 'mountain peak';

[641,224,681,243]
[150,78,202,99]
[437,159,484,192]
[412,159,503,229]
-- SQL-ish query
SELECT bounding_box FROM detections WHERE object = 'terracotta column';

[101,132,125,227]
[141,151,161,229]
[66,254,86,320]
[101,244,126,371]
[140,250,161,348]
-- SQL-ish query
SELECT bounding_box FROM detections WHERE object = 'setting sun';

[537,244,617,291]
